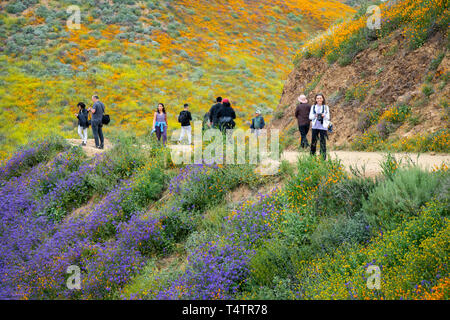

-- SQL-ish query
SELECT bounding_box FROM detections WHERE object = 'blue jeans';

[91,120,104,147]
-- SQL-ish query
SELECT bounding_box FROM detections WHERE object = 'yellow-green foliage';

[295,198,449,300]
[0,0,355,160]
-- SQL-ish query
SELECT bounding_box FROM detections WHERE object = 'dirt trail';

[67,139,113,157]
[67,139,449,177]
[282,150,449,177]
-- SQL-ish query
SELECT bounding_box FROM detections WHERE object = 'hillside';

[272,0,449,153]
[1,134,448,300]
[0,0,354,160]
[1,0,449,303]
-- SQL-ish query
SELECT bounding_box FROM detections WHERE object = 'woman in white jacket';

[309,94,330,160]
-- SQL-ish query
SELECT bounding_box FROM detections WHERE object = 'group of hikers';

[75,95,106,149]
[75,93,331,159]
[295,93,331,160]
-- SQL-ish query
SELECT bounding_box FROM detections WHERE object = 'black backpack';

[178,111,188,124]
[102,114,110,125]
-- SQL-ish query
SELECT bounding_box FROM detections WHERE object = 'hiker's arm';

[152,112,156,129]
[250,119,254,129]
[232,110,236,119]
[261,118,265,128]
[309,106,315,120]
[294,107,299,118]
[189,112,192,121]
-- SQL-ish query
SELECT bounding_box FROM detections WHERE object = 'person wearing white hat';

[250,109,265,137]
[295,94,311,149]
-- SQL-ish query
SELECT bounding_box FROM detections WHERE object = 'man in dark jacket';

[88,95,105,149]
[295,94,311,149]
[216,98,236,131]
[209,97,223,128]
[178,103,193,144]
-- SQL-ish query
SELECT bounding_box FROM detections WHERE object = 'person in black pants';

[88,95,105,149]
[309,94,330,160]
[294,94,311,149]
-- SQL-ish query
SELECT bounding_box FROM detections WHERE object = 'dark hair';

[184,104,189,108]
[92,95,99,100]
[77,102,86,109]
[157,103,166,114]
[216,97,222,102]
[223,101,231,108]
[314,94,326,105]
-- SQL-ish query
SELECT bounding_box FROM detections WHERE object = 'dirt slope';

[270,29,449,149]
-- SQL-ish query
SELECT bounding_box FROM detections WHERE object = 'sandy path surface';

[282,150,449,176]
[67,139,449,176]
[67,139,113,158]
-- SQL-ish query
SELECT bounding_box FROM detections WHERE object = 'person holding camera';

[309,93,330,160]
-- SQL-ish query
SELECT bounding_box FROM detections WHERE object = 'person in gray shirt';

[88,95,105,149]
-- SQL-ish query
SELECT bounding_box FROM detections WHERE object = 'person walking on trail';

[88,95,105,149]
[250,109,265,137]
[309,93,330,160]
[209,97,223,128]
[178,103,192,145]
[76,102,89,147]
[152,103,168,146]
[295,94,311,149]
[216,98,236,132]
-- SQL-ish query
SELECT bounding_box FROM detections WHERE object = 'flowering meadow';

[0,134,448,300]
[298,0,449,63]
[0,0,355,160]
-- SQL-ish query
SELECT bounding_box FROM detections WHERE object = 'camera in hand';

[317,114,324,124]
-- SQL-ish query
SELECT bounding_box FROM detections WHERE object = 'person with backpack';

[216,98,236,132]
[295,94,311,149]
[250,109,265,137]
[178,103,192,144]
[209,97,223,128]
[87,95,105,149]
[152,103,168,146]
[309,93,330,160]
[75,102,89,146]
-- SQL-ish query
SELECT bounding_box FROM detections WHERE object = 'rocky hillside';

[272,0,449,153]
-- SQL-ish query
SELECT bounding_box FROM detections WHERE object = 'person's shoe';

[99,145,104,150]
[82,142,87,146]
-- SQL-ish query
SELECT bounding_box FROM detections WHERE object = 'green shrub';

[284,155,344,212]
[422,85,435,97]
[311,212,372,253]
[243,277,296,300]
[280,211,317,246]
[362,167,442,230]
[315,174,377,216]
[248,238,311,287]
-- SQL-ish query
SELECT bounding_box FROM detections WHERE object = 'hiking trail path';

[68,138,449,177]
